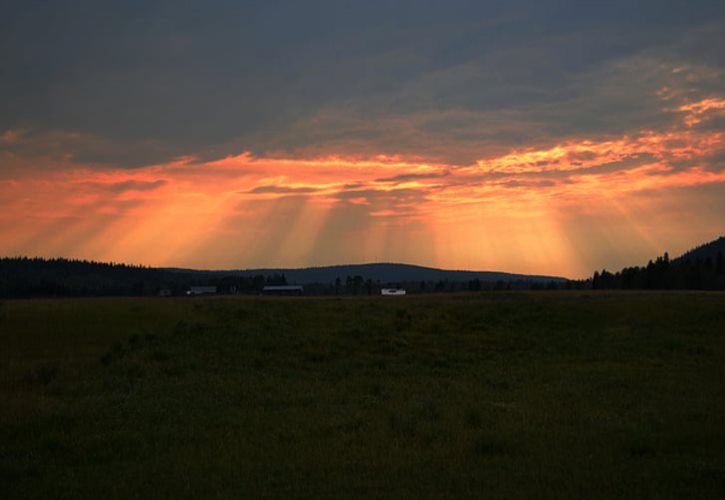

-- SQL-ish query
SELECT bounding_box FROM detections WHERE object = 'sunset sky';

[1,1,724,278]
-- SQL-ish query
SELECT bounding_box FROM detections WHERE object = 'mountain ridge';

[161,262,568,284]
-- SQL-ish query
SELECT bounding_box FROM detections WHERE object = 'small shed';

[262,285,304,295]
[381,288,406,296]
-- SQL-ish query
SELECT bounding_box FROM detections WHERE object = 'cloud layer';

[1,1,723,275]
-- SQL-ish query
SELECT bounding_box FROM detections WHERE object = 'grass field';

[1,292,725,498]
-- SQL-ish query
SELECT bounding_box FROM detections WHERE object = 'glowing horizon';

[2,96,723,279]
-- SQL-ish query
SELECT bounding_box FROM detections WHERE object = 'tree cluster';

[0,257,290,298]
[592,251,725,290]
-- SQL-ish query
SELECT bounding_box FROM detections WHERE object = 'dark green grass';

[1,292,725,498]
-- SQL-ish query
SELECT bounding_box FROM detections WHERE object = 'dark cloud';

[562,154,661,177]
[105,180,167,192]
[336,188,429,202]
[700,150,725,172]
[375,172,449,183]
[499,179,557,189]
[247,185,319,194]
[1,0,723,166]
[692,114,725,133]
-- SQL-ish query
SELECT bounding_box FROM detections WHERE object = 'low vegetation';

[2,292,724,498]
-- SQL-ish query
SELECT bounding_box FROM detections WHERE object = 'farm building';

[187,286,217,295]
[381,288,406,296]
[262,285,304,295]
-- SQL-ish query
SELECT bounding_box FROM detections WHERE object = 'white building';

[187,286,217,295]
[381,288,406,296]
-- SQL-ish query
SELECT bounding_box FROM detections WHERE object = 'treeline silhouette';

[309,275,572,295]
[0,257,288,298]
[0,257,569,298]
[592,236,725,290]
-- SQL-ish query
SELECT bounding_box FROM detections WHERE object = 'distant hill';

[166,263,568,285]
[672,236,725,265]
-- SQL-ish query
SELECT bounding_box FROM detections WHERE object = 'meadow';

[1,292,724,498]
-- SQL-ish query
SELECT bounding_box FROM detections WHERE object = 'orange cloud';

[676,98,725,127]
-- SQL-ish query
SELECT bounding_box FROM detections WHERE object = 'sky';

[1,1,724,278]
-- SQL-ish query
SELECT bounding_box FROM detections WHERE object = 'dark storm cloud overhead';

[0,129,183,168]
[1,0,724,166]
